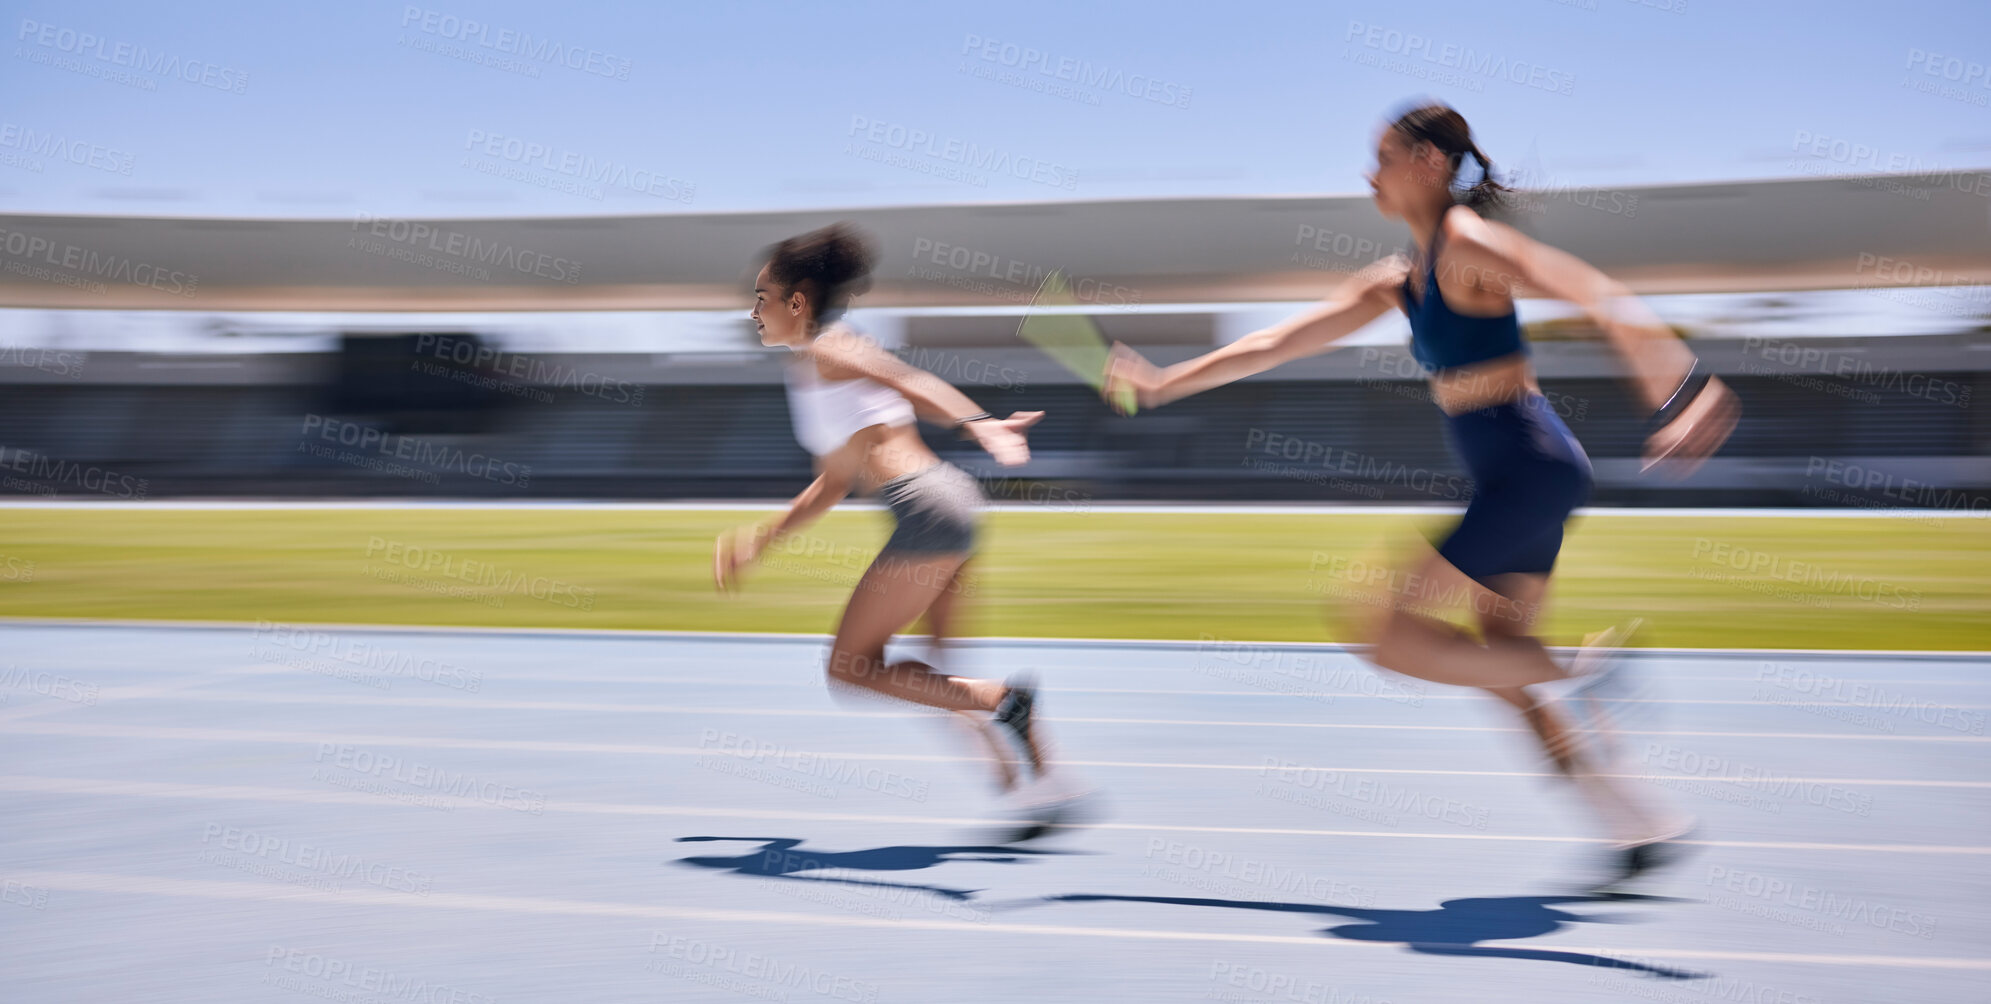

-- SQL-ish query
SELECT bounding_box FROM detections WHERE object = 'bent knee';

[826,647,886,683]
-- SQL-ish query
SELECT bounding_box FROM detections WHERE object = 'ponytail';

[1389,102,1511,216]
[1459,145,1510,214]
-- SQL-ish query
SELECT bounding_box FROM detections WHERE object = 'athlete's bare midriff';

[823,422,941,491]
[1428,353,1539,415]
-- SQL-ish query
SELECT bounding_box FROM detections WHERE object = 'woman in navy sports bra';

[1104,102,1739,885]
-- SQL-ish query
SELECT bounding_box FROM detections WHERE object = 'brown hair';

[1390,101,1509,214]
[764,222,876,324]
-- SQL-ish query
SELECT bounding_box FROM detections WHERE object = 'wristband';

[1648,358,1710,433]
[952,411,993,429]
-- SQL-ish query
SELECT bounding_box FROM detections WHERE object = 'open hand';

[967,411,1044,468]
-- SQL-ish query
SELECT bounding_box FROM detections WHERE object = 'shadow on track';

[1043,892,1706,979]
[671,836,1079,902]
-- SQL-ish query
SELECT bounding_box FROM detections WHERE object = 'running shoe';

[1589,828,1699,893]
[992,788,1103,844]
[993,673,1044,776]
[1565,618,1648,765]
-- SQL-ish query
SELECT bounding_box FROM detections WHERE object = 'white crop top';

[783,352,917,457]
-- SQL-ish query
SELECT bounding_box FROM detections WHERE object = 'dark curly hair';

[764,222,877,325]
[1389,101,1510,215]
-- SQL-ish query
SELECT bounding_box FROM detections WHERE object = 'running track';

[2,623,1986,1002]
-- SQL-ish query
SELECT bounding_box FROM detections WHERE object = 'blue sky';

[3,0,1987,219]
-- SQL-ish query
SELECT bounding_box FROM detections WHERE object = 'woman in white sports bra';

[714,223,1074,832]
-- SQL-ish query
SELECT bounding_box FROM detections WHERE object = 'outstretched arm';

[807,326,1042,467]
[1104,258,1403,411]
[1444,212,1739,473]
[714,464,853,591]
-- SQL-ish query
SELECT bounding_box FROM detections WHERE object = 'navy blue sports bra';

[1402,221,1527,373]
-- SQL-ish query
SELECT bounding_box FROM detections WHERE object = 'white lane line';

[187,669,1991,702]
[12,869,1991,969]
[86,692,1986,742]
[3,778,1985,855]
[3,723,1983,790]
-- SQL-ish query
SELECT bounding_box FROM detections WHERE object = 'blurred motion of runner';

[715,222,1087,838]
[1104,102,1739,886]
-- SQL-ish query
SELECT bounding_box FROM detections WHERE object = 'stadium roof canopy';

[1,171,1985,312]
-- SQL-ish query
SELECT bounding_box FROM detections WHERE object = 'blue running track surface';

[2,623,1986,1003]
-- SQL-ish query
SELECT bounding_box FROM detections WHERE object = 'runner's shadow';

[1048,893,1706,980]
[671,836,1076,902]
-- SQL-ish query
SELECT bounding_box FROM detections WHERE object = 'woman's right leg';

[920,560,1025,792]
[1364,545,1571,690]
[1470,575,1687,852]
[825,551,1004,713]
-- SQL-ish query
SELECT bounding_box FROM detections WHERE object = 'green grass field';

[0,508,1983,650]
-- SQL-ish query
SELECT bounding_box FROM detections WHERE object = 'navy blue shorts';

[1434,393,1593,585]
